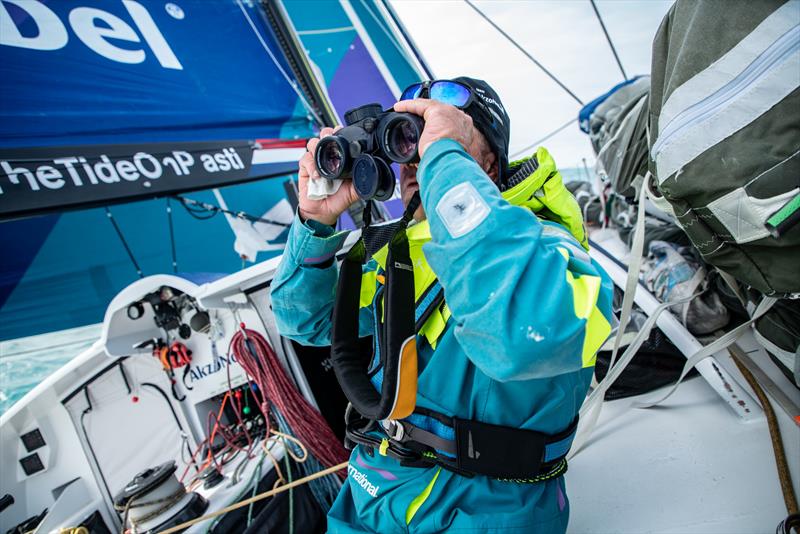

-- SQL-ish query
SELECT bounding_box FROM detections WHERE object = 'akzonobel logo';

[0,0,183,70]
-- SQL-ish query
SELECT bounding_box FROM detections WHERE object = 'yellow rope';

[156,461,348,534]
[270,428,309,463]
[260,439,287,490]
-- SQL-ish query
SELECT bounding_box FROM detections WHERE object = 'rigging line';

[166,197,177,274]
[464,0,584,106]
[175,196,291,228]
[158,461,349,534]
[729,345,798,516]
[589,0,628,81]
[510,118,578,159]
[104,207,143,279]
[234,0,324,126]
[581,158,593,181]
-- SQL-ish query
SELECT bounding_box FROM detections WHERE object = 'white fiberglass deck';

[567,374,799,533]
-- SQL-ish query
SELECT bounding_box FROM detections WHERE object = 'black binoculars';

[314,103,424,201]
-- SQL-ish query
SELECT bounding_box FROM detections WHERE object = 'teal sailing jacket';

[271,139,614,533]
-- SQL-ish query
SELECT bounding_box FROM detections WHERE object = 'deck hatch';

[20,428,45,452]
[19,453,44,476]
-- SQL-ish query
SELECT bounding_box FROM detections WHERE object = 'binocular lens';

[381,114,423,164]
[316,138,347,179]
[388,120,418,160]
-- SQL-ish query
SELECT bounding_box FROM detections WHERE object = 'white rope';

[569,175,649,457]
[611,175,649,370]
[635,295,777,409]
[570,289,702,457]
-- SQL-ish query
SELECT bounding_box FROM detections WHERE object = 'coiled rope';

[158,461,348,534]
[116,486,186,534]
[229,326,348,473]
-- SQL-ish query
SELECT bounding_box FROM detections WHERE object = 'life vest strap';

[332,193,422,422]
[345,403,577,482]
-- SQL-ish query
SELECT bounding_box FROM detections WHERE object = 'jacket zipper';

[652,24,800,159]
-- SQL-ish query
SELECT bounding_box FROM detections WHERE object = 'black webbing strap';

[356,409,578,481]
[332,240,387,419]
[413,281,445,333]
[361,192,421,259]
[331,192,422,421]
[453,418,556,479]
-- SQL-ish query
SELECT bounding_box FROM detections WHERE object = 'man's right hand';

[298,127,360,226]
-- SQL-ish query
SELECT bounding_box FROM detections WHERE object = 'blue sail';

[0,0,426,341]
[0,0,314,340]
[0,0,316,218]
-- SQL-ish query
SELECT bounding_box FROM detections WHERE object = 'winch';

[113,461,207,533]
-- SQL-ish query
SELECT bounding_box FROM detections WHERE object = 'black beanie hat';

[452,76,511,184]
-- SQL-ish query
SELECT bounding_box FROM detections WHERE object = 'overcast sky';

[390,0,674,169]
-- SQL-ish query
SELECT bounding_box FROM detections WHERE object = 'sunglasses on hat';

[401,79,505,135]
[400,80,491,116]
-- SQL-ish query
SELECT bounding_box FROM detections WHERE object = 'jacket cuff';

[287,212,349,265]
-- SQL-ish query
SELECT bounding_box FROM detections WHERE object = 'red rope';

[230,327,348,474]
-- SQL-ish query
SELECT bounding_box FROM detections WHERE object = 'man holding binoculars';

[271,77,614,533]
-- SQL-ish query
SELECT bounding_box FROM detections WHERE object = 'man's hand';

[392,99,475,159]
[298,126,360,226]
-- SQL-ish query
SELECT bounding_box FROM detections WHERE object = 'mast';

[262,1,340,127]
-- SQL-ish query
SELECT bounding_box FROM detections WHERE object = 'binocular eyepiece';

[314,104,424,201]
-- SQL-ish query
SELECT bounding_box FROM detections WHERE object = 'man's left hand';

[393,98,474,159]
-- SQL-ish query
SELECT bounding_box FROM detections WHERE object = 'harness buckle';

[380,419,405,441]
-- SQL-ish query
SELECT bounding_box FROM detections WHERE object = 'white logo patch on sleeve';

[435,182,490,238]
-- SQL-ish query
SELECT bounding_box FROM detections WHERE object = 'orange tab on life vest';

[387,336,418,420]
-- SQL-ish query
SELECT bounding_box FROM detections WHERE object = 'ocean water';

[560,166,594,184]
[0,323,102,415]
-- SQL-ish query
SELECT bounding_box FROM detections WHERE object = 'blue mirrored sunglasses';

[400,80,474,108]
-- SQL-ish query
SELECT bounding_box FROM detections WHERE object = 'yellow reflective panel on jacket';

[359,270,378,308]
[556,247,612,368]
[505,147,589,250]
[405,467,442,525]
[365,220,445,346]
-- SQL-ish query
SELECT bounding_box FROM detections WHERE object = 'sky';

[389,0,674,169]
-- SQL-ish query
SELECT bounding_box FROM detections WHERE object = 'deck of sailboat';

[568,352,799,533]
[554,225,800,533]
[5,342,797,533]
